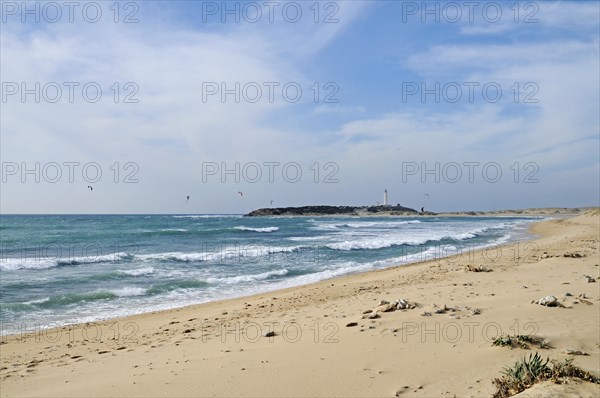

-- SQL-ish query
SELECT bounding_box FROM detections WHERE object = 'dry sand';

[1,210,599,397]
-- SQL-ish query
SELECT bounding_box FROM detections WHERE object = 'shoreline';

[2,215,542,336]
[0,229,532,337]
[1,210,598,397]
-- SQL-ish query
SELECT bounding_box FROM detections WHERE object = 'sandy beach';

[1,210,598,397]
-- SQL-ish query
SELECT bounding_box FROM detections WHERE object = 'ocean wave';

[0,257,58,271]
[109,287,147,297]
[309,223,341,231]
[284,246,446,286]
[206,269,288,285]
[325,227,490,251]
[0,252,132,271]
[33,291,121,308]
[21,282,207,309]
[137,246,300,263]
[1,215,534,332]
[326,238,427,251]
[310,220,421,231]
[233,226,279,233]
[24,297,50,305]
[342,220,421,228]
[287,236,327,241]
[146,279,210,294]
[285,262,375,285]
[490,234,512,246]
[118,267,156,277]
[57,252,133,266]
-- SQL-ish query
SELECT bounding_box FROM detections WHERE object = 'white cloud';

[1,1,597,213]
[0,1,374,213]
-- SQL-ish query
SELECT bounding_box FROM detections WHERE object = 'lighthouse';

[383,189,388,206]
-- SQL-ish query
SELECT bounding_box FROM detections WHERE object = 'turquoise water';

[0,214,539,332]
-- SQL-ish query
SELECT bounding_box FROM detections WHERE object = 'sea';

[0,214,542,334]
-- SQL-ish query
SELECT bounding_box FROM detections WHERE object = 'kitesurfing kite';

[424,193,430,198]
[237,191,243,197]
[270,200,274,205]
[186,195,190,204]
[87,186,93,191]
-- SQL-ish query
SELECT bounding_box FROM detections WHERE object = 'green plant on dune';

[492,353,600,398]
[492,335,513,347]
[506,352,548,383]
[515,335,549,349]
[549,358,600,383]
[492,334,549,349]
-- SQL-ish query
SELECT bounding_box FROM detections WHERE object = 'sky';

[1,0,599,214]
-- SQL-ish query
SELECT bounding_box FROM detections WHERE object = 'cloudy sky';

[1,0,598,214]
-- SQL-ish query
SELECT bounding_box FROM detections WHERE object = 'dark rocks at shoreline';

[245,205,419,217]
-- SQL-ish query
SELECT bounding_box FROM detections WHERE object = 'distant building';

[384,189,388,206]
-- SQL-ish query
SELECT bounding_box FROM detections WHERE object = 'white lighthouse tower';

[383,189,388,206]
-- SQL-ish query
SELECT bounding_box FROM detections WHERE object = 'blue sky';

[1,0,599,213]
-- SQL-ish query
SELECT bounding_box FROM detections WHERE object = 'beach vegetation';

[492,353,600,398]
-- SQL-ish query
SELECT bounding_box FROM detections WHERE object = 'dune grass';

[492,352,600,398]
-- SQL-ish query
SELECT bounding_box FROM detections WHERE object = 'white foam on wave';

[310,219,421,231]
[234,226,279,233]
[343,220,422,228]
[118,267,155,276]
[58,252,131,266]
[276,245,451,288]
[287,262,375,285]
[0,252,131,271]
[24,297,50,305]
[326,235,433,250]
[0,257,58,271]
[206,269,289,285]
[108,287,147,297]
[287,236,328,241]
[325,226,492,251]
[452,226,490,240]
[137,245,301,263]
[309,223,341,231]
[490,234,512,246]
[161,228,188,232]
